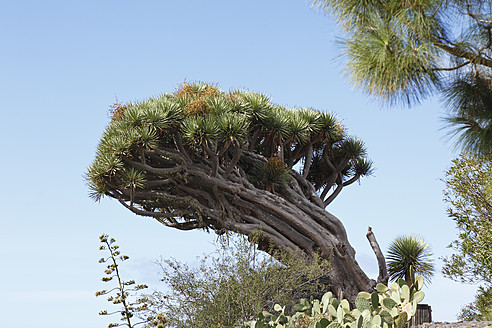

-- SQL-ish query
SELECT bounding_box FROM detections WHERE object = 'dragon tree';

[88,82,388,301]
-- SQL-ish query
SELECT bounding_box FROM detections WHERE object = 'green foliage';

[142,234,330,328]
[444,72,492,158]
[249,157,291,192]
[442,154,492,321]
[458,286,492,321]
[96,234,166,328]
[88,82,372,207]
[441,154,492,285]
[311,0,443,104]
[310,0,492,157]
[243,275,426,328]
[386,235,434,286]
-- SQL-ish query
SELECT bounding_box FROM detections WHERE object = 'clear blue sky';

[0,1,475,327]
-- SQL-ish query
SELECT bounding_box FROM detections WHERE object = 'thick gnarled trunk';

[107,149,384,302]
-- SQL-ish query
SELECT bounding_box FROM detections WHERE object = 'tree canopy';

[88,82,380,301]
[311,0,492,157]
[441,154,492,285]
[442,154,492,321]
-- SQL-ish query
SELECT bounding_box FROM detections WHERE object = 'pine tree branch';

[430,36,492,68]
[432,61,471,71]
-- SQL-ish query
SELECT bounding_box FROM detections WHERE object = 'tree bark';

[366,227,389,285]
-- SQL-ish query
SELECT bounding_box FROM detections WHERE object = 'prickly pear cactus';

[242,275,426,328]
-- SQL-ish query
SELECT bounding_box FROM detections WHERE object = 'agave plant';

[386,235,435,286]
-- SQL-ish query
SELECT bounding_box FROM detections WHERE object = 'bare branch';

[173,132,192,164]
[432,61,471,71]
[430,36,492,68]
[343,173,360,187]
[143,179,174,188]
[116,197,192,219]
[366,227,389,285]
[145,149,187,164]
[122,157,182,175]
[465,1,492,24]
[224,142,242,177]
[302,142,313,178]
[324,175,343,207]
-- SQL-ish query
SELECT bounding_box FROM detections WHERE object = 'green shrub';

[458,286,492,321]
[143,234,330,328]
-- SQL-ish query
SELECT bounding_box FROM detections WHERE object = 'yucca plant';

[386,235,435,287]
